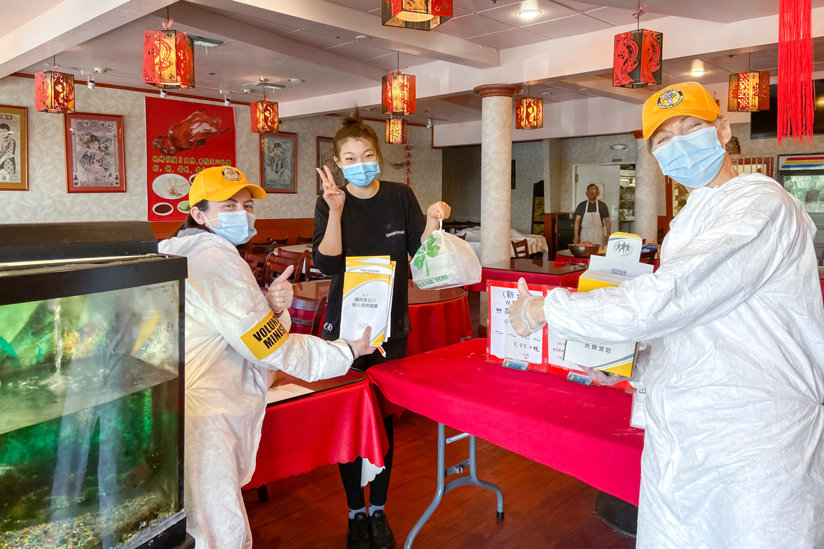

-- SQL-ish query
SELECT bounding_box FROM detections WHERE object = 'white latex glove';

[347,326,377,359]
[265,265,294,314]
[508,278,547,336]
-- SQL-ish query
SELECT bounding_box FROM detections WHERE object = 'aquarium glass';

[0,280,181,548]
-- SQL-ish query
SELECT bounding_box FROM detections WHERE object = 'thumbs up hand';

[508,277,547,336]
[266,265,294,314]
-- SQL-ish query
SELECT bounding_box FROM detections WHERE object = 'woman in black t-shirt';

[313,117,449,549]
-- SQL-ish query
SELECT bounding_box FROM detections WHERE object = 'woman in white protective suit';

[158,166,375,549]
[509,81,824,549]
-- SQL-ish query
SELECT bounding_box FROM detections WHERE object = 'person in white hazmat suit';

[158,166,376,549]
[509,82,824,549]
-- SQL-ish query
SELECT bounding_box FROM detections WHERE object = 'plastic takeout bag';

[411,223,482,289]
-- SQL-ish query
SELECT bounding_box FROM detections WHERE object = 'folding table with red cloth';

[243,370,389,495]
[465,258,586,292]
[367,338,644,547]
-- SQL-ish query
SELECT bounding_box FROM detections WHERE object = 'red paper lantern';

[143,30,195,89]
[386,119,407,144]
[613,29,663,88]
[251,101,279,133]
[515,97,543,130]
[728,71,771,112]
[382,72,416,116]
[34,70,74,113]
[382,0,452,31]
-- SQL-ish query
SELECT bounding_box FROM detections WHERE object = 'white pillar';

[474,84,521,266]
[634,133,661,243]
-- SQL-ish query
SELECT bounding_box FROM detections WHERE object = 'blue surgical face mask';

[207,210,257,245]
[652,126,726,188]
[341,161,381,187]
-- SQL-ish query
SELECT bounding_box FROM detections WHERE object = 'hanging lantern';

[613,29,663,88]
[251,101,279,133]
[382,72,416,116]
[143,29,195,89]
[35,70,75,113]
[728,71,771,112]
[515,97,543,130]
[386,119,407,144]
[382,0,452,31]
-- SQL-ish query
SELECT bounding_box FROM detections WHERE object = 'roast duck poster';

[145,97,236,221]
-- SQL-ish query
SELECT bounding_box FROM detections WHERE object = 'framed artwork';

[260,131,297,193]
[0,104,28,191]
[316,136,344,194]
[64,112,126,193]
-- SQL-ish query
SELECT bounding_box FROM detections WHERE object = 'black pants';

[339,336,406,509]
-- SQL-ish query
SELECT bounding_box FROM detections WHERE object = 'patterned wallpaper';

[0,75,441,224]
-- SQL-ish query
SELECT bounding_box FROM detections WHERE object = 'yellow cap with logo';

[642,81,721,140]
[189,166,266,205]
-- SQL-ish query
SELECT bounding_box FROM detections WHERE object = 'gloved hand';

[508,278,547,336]
[265,265,294,314]
[578,365,623,386]
[347,326,376,359]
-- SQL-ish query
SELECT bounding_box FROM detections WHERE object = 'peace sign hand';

[316,165,345,213]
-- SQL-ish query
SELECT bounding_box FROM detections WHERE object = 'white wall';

[0,75,442,224]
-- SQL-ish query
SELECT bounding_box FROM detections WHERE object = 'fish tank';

[0,222,192,548]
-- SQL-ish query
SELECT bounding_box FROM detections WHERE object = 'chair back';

[296,235,313,244]
[243,241,278,286]
[269,237,289,247]
[287,296,327,335]
[263,250,305,287]
[511,239,529,259]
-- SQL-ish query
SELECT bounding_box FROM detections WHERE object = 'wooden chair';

[302,253,329,280]
[244,241,278,286]
[269,237,289,247]
[287,296,327,335]
[296,235,313,244]
[263,250,305,287]
[511,239,529,259]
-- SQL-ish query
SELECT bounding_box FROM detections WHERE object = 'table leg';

[403,423,504,549]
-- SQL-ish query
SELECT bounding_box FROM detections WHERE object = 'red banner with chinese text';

[145,97,236,221]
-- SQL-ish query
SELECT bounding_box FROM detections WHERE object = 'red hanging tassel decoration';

[777,0,813,145]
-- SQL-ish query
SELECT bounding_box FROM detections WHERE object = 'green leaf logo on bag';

[413,235,439,276]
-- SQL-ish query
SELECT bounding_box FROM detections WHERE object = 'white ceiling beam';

[172,2,384,83]
[0,0,175,78]
[188,0,500,69]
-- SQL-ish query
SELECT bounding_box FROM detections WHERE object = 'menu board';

[145,97,236,221]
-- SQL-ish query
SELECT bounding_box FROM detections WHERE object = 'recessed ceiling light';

[690,59,705,77]
[517,7,541,20]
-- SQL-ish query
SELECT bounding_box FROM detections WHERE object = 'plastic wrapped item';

[411,222,481,290]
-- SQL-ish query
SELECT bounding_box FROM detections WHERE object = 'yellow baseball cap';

[189,166,266,205]
[642,81,721,140]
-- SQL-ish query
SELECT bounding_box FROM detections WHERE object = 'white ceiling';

[2,0,823,134]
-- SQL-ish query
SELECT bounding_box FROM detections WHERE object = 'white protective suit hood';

[543,174,824,548]
[159,230,353,549]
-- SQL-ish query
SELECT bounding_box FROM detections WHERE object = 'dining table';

[465,258,586,292]
[291,279,473,355]
[243,369,389,496]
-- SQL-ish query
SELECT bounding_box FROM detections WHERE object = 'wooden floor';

[244,411,636,549]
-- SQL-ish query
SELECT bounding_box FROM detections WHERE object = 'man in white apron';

[573,183,611,245]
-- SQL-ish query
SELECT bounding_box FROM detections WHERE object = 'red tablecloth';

[245,377,388,488]
[407,293,472,355]
[468,266,583,291]
[367,338,644,505]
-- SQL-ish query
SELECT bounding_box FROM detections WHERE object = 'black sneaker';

[347,512,372,549]
[369,510,396,549]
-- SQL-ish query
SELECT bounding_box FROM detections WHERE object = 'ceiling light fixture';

[517,0,542,20]
[160,89,167,98]
[87,75,95,89]
[143,9,195,89]
[35,56,75,113]
[515,86,543,130]
[382,0,452,31]
[426,117,432,128]
[251,77,279,133]
[613,1,663,88]
[690,59,705,77]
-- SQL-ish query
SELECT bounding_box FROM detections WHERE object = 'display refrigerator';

[0,221,194,548]
[776,154,824,266]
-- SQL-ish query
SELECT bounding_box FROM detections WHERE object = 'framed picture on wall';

[260,131,297,193]
[64,112,126,193]
[0,104,28,191]
[316,136,344,194]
